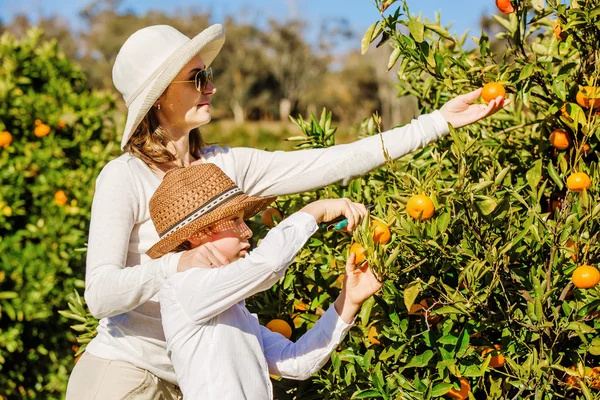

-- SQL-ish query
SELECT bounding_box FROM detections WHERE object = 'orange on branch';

[481,82,506,103]
[576,86,600,109]
[371,220,390,244]
[549,129,570,150]
[0,131,12,148]
[495,0,515,14]
[447,377,471,400]
[572,265,600,289]
[54,190,68,206]
[265,319,292,339]
[481,344,505,368]
[566,172,591,192]
[34,123,51,137]
[350,242,366,264]
[406,194,434,220]
[261,207,282,227]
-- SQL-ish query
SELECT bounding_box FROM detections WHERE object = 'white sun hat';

[112,24,225,150]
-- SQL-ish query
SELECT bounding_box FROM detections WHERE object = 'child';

[147,163,382,399]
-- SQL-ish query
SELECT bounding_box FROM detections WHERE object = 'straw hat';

[147,164,275,259]
[113,24,226,150]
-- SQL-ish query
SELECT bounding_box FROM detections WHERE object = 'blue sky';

[1,0,495,51]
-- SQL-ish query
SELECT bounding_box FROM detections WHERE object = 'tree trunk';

[231,100,245,125]
[279,98,292,121]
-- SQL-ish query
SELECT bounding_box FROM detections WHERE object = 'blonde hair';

[123,108,205,168]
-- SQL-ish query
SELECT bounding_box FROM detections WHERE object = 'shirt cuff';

[318,304,355,342]
[161,251,182,279]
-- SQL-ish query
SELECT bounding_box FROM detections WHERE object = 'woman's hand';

[300,198,368,231]
[177,242,230,272]
[440,88,510,129]
[334,253,383,323]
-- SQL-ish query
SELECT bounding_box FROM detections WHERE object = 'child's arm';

[172,200,368,324]
[261,253,382,380]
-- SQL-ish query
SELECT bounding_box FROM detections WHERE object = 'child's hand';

[334,253,383,323]
[440,88,510,129]
[178,243,230,272]
[300,198,367,231]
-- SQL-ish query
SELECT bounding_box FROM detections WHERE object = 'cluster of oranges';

[34,119,51,137]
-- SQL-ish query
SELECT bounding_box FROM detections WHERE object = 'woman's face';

[156,56,217,133]
[188,211,253,263]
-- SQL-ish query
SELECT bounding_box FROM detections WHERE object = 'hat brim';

[120,24,225,150]
[146,193,276,259]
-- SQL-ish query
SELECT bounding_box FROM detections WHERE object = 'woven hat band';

[159,186,243,239]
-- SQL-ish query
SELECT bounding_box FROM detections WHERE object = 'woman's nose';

[240,222,253,239]
[203,81,217,95]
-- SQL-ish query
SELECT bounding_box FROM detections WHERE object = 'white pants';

[65,352,182,400]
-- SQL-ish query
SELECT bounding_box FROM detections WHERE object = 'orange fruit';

[265,319,292,339]
[34,123,51,137]
[372,220,391,244]
[565,240,577,261]
[406,194,434,220]
[34,119,42,125]
[582,143,591,156]
[447,377,471,400]
[367,325,380,345]
[549,129,570,150]
[408,298,441,325]
[481,344,505,368]
[482,82,506,103]
[565,366,600,389]
[576,86,600,109]
[0,131,12,148]
[572,265,600,289]
[553,21,565,41]
[57,120,67,130]
[294,301,308,311]
[350,242,366,264]
[54,190,68,206]
[495,0,515,14]
[261,207,282,227]
[566,172,591,192]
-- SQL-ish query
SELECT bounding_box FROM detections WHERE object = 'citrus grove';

[1,0,599,398]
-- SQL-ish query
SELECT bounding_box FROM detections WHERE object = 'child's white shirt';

[159,212,353,399]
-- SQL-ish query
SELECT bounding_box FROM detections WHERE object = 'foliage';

[0,28,119,397]
[249,0,600,398]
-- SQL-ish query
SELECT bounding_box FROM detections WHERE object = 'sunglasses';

[171,67,213,92]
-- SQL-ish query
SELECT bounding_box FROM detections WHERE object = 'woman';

[66,24,507,399]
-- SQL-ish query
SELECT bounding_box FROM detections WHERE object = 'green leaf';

[352,389,384,399]
[476,197,497,216]
[425,23,453,40]
[566,322,596,334]
[403,280,422,311]
[408,19,425,43]
[431,383,453,397]
[547,162,563,190]
[387,47,402,72]
[526,160,542,190]
[405,350,433,368]
[361,22,380,55]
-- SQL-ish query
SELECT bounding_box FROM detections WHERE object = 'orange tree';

[244,0,600,398]
[0,29,118,397]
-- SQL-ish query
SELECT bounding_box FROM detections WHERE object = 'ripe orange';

[350,242,366,264]
[57,120,67,130]
[553,21,565,41]
[482,82,506,103]
[367,325,380,345]
[371,220,391,244]
[54,190,68,206]
[406,194,434,220]
[565,366,600,389]
[0,131,12,148]
[566,172,591,192]
[481,344,505,368]
[447,377,471,400]
[576,86,600,109]
[572,265,600,289]
[265,319,292,339]
[549,129,570,150]
[34,123,51,137]
[582,143,591,156]
[261,207,282,227]
[565,240,577,261]
[408,298,441,325]
[495,0,515,13]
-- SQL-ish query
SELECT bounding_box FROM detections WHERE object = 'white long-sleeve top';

[84,111,448,384]
[160,212,353,399]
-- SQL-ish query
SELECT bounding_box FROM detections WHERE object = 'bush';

[0,28,118,397]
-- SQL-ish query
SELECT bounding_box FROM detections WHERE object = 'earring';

[157,104,161,110]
